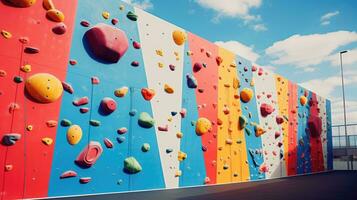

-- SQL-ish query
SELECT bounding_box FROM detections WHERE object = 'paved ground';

[51,170,357,200]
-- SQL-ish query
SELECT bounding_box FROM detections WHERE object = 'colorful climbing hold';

[300,95,307,106]
[42,137,53,146]
[76,141,103,168]
[104,138,114,148]
[0,70,7,77]
[102,11,110,19]
[124,157,142,174]
[276,116,284,125]
[178,151,187,161]
[5,0,36,7]
[126,11,138,21]
[117,136,125,143]
[141,88,155,101]
[193,62,203,73]
[2,133,21,146]
[73,96,89,106]
[1,30,12,39]
[195,117,212,136]
[158,125,168,132]
[80,20,90,27]
[240,88,253,103]
[131,61,139,67]
[111,18,119,25]
[141,143,150,152]
[254,125,266,137]
[172,30,186,46]
[89,120,100,126]
[85,23,129,63]
[25,73,63,103]
[80,107,89,113]
[79,177,91,184]
[20,64,31,73]
[52,23,67,35]
[180,108,187,118]
[100,97,117,115]
[238,115,248,130]
[60,119,72,127]
[176,132,183,139]
[14,76,23,83]
[67,125,82,145]
[60,170,77,179]
[114,86,128,97]
[133,41,141,49]
[46,9,65,22]
[46,120,57,127]
[69,59,77,65]
[164,84,174,94]
[260,103,274,117]
[5,165,13,172]
[62,81,74,94]
[138,112,155,128]
[186,74,198,89]
[42,0,54,10]
[117,127,127,134]
[24,46,39,54]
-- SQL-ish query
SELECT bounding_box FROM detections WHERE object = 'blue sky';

[124,0,357,126]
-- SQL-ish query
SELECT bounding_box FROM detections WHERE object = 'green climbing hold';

[239,115,248,130]
[89,120,100,126]
[14,76,23,83]
[126,11,137,21]
[138,112,155,128]
[61,119,72,127]
[245,127,252,136]
[141,143,150,152]
[124,156,142,174]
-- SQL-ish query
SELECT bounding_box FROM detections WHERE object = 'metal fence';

[332,123,357,148]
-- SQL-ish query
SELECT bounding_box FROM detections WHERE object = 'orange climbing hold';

[141,88,155,101]
[114,86,128,97]
[25,73,63,103]
[42,137,53,146]
[164,84,174,94]
[195,117,212,136]
[5,0,36,7]
[1,30,12,39]
[172,30,186,46]
[240,88,253,103]
[300,95,307,106]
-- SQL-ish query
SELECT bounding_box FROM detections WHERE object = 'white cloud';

[215,40,260,62]
[123,0,153,10]
[265,31,357,69]
[194,0,262,23]
[320,11,339,26]
[326,48,357,67]
[253,23,267,32]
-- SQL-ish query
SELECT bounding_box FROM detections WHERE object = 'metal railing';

[332,123,357,149]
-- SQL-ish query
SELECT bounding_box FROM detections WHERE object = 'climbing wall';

[0,0,333,199]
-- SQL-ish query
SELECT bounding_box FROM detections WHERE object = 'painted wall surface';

[0,0,333,199]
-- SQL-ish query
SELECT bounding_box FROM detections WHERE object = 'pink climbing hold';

[258,68,263,76]
[193,62,203,73]
[276,116,284,125]
[158,125,168,132]
[180,108,187,118]
[80,107,89,113]
[75,141,103,168]
[103,138,114,148]
[260,103,274,117]
[60,170,77,179]
[69,59,77,65]
[308,115,322,138]
[84,23,129,63]
[73,96,89,106]
[100,97,117,115]
[117,127,127,134]
[62,81,74,94]
[111,18,119,25]
[252,65,257,71]
[131,61,139,67]
[79,177,91,184]
[91,76,100,84]
[133,41,141,49]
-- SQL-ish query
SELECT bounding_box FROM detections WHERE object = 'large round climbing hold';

[195,117,212,136]
[300,95,307,106]
[25,73,63,103]
[85,23,129,63]
[67,125,82,145]
[6,0,36,7]
[240,88,253,103]
[100,97,117,115]
[172,30,186,46]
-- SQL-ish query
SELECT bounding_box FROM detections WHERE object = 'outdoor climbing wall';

[0,0,333,199]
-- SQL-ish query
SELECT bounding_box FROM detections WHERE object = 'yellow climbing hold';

[158,62,164,68]
[102,11,110,19]
[46,9,65,22]
[175,170,182,177]
[1,30,12,39]
[254,125,266,137]
[42,137,53,146]
[26,125,33,131]
[172,30,186,46]
[195,117,212,136]
[300,95,307,106]
[178,151,187,161]
[20,64,31,73]
[233,77,239,89]
[164,84,174,94]
[67,125,82,145]
[25,73,63,103]
[240,88,253,103]
[114,87,128,97]
[156,49,163,56]
[6,0,36,7]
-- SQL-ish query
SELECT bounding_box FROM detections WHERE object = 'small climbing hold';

[25,73,63,103]
[126,11,138,21]
[1,30,12,39]
[300,95,307,106]
[61,119,72,127]
[104,138,114,148]
[114,86,128,97]
[46,8,65,22]
[91,76,100,84]
[186,74,198,89]
[133,41,141,49]
[158,125,168,132]
[260,103,274,117]
[46,120,57,127]
[216,56,223,65]
[85,23,129,63]
[89,120,100,126]
[62,81,74,94]
[117,127,127,134]
[111,18,119,25]
[240,88,253,103]
[131,61,139,67]
[60,170,77,179]
[100,97,117,115]
[254,125,266,137]
[275,132,281,139]
[67,125,82,145]
[171,111,177,116]
[276,116,284,125]
[0,70,7,77]
[164,84,174,94]
[20,64,31,73]
[233,77,239,89]
[76,141,103,168]
[8,103,20,113]
[5,165,13,172]
[238,115,248,130]
[42,137,53,146]
[79,177,91,184]
[18,37,29,44]
[175,170,182,177]
[141,143,150,152]
[193,62,203,73]
[2,134,21,146]
[196,117,212,136]
[166,149,173,154]
[259,164,269,173]
[24,46,39,54]
[80,107,89,113]
[176,132,183,138]
[129,109,137,116]
[117,136,125,143]
[124,157,142,174]
[245,128,252,136]
[138,112,155,128]
[14,76,23,83]
[5,0,36,7]
[141,88,155,101]
[169,64,176,71]
[178,151,187,161]
[26,125,33,131]
[52,23,67,35]
[204,177,210,184]
[156,49,164,56]
[119,5,125,10]
[73,96,89,106]
[180,108,187,118]
[80,20,90,27]
[172,30,186,46]
[69,59,77,65]
[102,11,110,19]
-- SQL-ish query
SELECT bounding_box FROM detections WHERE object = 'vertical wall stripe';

[253,69,283,179]
[317,95,328,170]
[326,100,333,170]
[275,75,289,177]
[136,8,184,188]
[287,82,298,176]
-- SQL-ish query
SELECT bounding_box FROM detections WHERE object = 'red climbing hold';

[158,125,168,132]
[111,18,119,25]
[69,59,77,65]
[79,177,91,184]
[100,97,117,115]
[62,81,74,94]
[80,107,89,113]
[80,20,90,27]
[133,41,141,49]
[73,96,89,106]
[91,76,100,84]
[60,170,77,179]
[276,116,284,125]
[216,56,223,65]
[193,62,203,73]
[141,88,155,101]
[19,37,29,44]
[308,115,322,138]
[52,23,67,35]
[75,141,103,168]
[104,138,114,148]
[131,61,139,67]
[180,108,187,118]
[260,103,274,117]
[84,23,129,63]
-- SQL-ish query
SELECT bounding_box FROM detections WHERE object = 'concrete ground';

[52,170,357,200]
